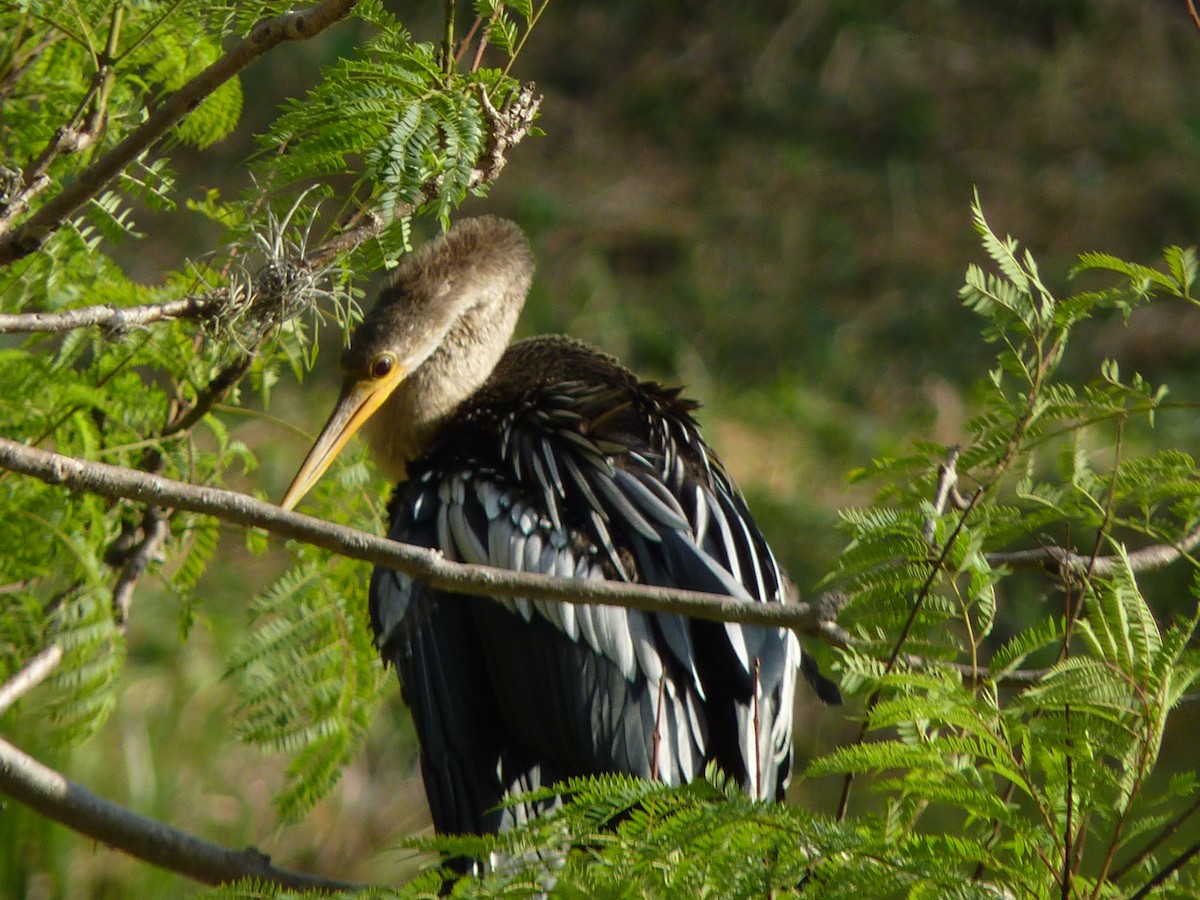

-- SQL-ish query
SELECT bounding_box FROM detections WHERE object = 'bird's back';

[369,335,802,837]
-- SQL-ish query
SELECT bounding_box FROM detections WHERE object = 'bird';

[279,216,838,853]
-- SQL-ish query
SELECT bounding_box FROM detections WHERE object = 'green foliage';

[811,207,1200,898]
[0,0,537,888]
[227,549,388,822]
[257,15,489,238]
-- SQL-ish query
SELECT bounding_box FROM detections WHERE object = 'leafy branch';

[0,0,362,265]
[1,2,552,884]
[818,203,1200,898]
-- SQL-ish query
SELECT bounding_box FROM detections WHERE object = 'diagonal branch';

[0,438,849,644]
[0,644,63,715]
[0,0,362,266]
[0,735,358,893]
[109,508,169,626]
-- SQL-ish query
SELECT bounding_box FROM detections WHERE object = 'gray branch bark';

[983,532,1200,578]
[0,735,358,893]
[0,645,63,715]
[0,295,219,334]
[0,438,850,644]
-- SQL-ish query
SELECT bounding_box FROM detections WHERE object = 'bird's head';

[281,216,534,510]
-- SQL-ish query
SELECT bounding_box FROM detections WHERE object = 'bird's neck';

[362,296,523,482]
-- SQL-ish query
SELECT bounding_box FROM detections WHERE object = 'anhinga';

[281,217,837,845]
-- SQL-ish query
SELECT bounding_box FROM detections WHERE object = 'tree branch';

[983,527,1200,578]
[0,0,362,266]
[1113,790,1200,881]
[0,294,221,334]
[923,445,965,546]
[1128,836,1200,900]
[0,644,63,715]
[901,654,1049,687]
[0,735,358,892]
[0,438,847,643]
[109,508,169,627]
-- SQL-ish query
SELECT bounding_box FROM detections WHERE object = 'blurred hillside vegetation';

[2,0,1200,895]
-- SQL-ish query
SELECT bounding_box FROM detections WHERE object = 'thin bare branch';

[0,735,358,892]
[0,294,221,334]
[0,0,362,265]
[984,525,1200,578]
[0,438,846,643]
[1113,791,1200,881]
[924,445,962,546]
[0,645,63,715]
[901,654,1049,687]
[110,508,169,627]
[162,352,254,437]
[1128,837,1200,900]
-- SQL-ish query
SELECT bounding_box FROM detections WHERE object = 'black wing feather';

[370,360,809,835]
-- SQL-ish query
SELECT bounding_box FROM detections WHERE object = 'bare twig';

[1188,0,1200,36]
[0,294,221,335]
[1128,837,1200,900]
[0,0,362,265]
[983,526,1200,578]
[1113,791,1200,881]
[923,445,963,546]
[470,7,497,72]
[0,735,358,892]
[0,439,846,642]
[455,14,485,64]
[110,509,169,626]
[0,645,63,715]
[901,654,1049,687]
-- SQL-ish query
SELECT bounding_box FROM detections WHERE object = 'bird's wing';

[373,468,710,793]
[372,399,801,801]
[369,500,564,840]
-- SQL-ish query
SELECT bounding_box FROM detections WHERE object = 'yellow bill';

[280,364,407,510]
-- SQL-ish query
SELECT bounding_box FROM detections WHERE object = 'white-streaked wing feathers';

[371,399,801,802]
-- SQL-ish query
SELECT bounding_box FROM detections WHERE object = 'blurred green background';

[5,0,1200,895]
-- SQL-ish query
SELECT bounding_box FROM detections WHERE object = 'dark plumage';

[281,217,836,854]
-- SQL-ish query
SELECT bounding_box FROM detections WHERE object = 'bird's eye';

[370,354,396,379]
